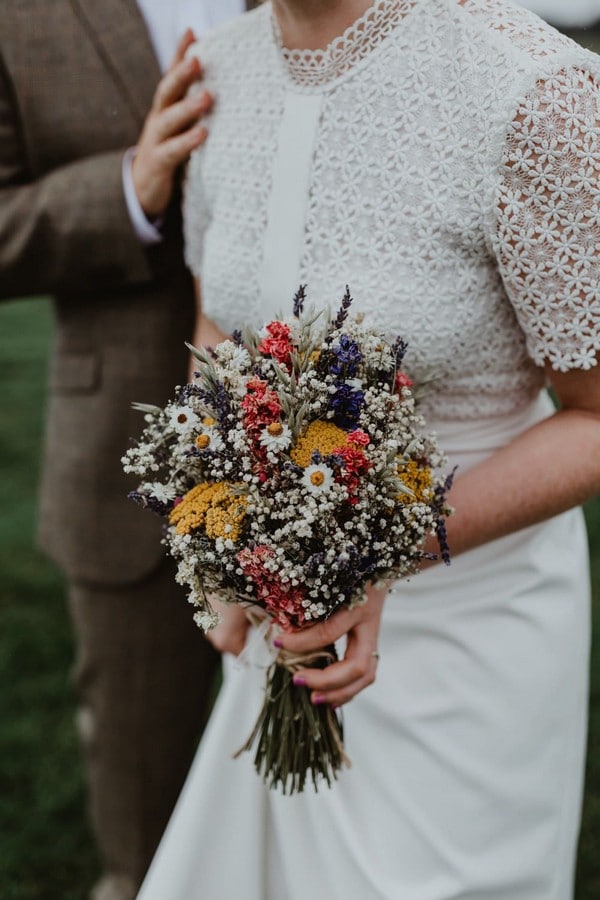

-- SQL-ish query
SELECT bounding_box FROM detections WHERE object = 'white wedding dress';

[138,2,599,897]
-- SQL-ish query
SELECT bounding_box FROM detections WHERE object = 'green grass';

[0,299,100,899]
[0,297,598,898]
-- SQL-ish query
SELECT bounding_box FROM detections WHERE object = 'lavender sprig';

[293,284,307,318]
[433,465,457,565]
[392,335,409,367]
[330,285,353,332]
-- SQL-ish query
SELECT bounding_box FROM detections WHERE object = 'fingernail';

[312,693,326,705]
[273,638,283,649]
[293,676,307,687]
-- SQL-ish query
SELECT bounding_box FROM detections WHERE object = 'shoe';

[90,874,137,900]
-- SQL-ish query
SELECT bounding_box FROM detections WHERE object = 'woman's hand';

[205,597,250,656]
[274,584,388,708]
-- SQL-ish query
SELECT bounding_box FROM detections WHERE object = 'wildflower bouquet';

[123,288,452,793]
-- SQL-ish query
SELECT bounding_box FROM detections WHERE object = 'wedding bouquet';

[123,288,452,793]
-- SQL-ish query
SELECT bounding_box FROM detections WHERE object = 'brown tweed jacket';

[0,0,257,585]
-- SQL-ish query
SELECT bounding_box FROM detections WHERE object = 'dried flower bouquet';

[123,288,452,793]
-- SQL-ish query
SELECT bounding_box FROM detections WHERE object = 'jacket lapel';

[69,0,160,125]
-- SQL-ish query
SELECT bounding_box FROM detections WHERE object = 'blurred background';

[522,0,600,28]
[0,5,599,899]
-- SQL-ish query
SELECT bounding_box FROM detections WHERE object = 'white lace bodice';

[184,0,600,421]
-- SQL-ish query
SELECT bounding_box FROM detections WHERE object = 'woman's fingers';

[276,584,387,656]
[205,599,250,656]
[275,585,388,707]
[292,625,379,706]
[276,605,359,654]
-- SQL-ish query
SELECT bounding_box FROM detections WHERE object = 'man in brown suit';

[0,2,256,898]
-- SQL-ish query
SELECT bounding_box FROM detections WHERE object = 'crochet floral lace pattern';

[274,0,416,89]
[495,65,600,371]
[185,0,600,422]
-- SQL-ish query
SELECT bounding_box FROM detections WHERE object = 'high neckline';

[271,0,417,90]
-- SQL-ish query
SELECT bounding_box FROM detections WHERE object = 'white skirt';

[138,394,590,900]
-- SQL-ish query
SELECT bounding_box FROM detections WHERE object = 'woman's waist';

[425,391,555,474]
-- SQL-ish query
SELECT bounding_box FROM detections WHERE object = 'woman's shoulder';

[445,0,600,136]
[452,0,586,67]
[187,3,273,79]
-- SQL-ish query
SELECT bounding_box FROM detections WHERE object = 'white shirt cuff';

[122,147,164,245]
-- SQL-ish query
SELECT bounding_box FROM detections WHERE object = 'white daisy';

[259,422,292,452]
[195,416,224,452]
[169,405,200,434]
[302,463,335,494]
[141,482,178,504]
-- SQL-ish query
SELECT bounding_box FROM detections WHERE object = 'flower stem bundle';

[236,645,348,794]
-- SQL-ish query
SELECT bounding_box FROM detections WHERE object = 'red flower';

[394,371,414,393]
[336,445,371,475]
[237,546,306,630]
[242,378,282,431]
[348,429,370,447]
[258,322,294,369]
[332,444,372,497]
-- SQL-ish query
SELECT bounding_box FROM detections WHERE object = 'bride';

[138,1,600,897]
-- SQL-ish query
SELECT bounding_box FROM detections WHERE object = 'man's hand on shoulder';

[132,29,212,220]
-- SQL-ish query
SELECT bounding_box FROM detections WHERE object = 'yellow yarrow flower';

[291,421,349,468]
[396,460,432,504]
[169,482,247,541]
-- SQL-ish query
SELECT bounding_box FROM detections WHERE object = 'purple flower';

[293,284,307,317]
[128,491,171,517]
[392,335,409,368]
[330,286,353,331]
[329,335,362,378]
[432,466,457,566]
[328,384,364,429]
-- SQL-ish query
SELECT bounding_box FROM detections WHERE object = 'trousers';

[68,562,219,898]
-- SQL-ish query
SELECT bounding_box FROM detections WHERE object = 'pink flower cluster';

[333,439,372,501]
[237,545,306,630]
[394,371,414,393]
[242,378,282,431]
[258,322,294,369]
[241,377,283,480]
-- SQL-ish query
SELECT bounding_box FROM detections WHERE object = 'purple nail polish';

[312,693,326,705]
[293,676,307,687]
[273,638,283,649]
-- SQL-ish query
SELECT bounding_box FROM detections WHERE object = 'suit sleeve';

[0,54,156,300]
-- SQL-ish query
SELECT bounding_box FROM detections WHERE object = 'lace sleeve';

[493,65,600,371]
